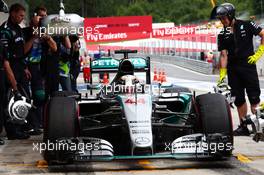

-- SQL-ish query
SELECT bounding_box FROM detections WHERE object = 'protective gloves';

[259,102,264,110]
[217,68,227,85]
[248,45,264,64]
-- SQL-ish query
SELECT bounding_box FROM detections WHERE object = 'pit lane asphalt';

[0,61,264,174]
[151,61,264,88]
[0,136,264,175]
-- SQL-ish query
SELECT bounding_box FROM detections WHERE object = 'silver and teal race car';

[43,50,233,164]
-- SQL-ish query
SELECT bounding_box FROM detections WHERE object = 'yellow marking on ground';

[138,160,151,165]
[138,160,156,169]
[36,160,48,168]
[245,156,264,160]
[141,165,156,170]
[136,160,195,170]
[236,153,252,163]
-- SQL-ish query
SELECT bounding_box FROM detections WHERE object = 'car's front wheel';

[195,93,233,156]
[43,93,78,164]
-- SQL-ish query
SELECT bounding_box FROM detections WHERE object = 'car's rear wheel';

[195,93,233,156]
[43,92,78,164]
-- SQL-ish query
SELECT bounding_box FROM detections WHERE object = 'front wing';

[46,133,232,162]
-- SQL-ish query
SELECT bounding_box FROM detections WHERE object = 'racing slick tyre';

[43,95,78,164]
[195,93,233,157]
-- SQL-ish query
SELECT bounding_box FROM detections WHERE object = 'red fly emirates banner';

[84,16,152,42]
[152,25,197,38]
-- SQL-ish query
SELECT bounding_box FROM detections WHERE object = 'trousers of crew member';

[69,35,80,92]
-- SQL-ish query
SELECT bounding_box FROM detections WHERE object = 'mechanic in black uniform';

[0,3,31,139]
[216,3,264,136]
[0,41,22,144]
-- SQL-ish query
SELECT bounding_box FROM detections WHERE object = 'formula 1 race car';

[43,50,233,164]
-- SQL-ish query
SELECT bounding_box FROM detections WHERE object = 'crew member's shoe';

[27,128,42,135]
[233,124,250,136]
[0,138,4,145]
[7,132,30,140]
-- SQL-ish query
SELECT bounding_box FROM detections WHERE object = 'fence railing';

[138,54,214,75]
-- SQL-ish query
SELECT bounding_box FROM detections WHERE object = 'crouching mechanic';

[216,3,264,136]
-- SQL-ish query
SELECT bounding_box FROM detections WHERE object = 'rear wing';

[114,49,138,59]
[89,56,151,85]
